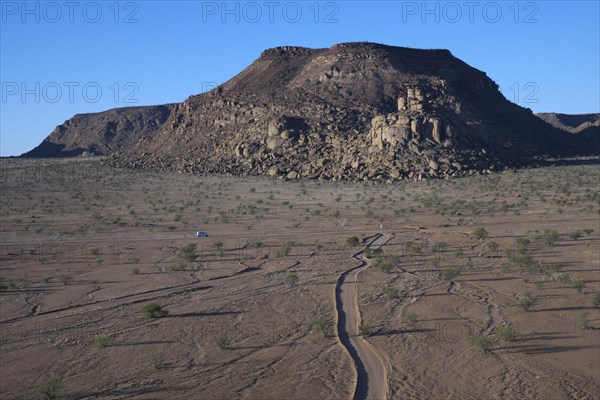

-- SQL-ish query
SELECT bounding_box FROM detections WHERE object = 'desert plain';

[0,157,599,399]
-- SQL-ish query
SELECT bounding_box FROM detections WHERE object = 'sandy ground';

[0,158,599,399]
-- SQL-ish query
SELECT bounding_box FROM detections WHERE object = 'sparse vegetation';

[216,335,232,349]
[440,266,462,281]
[359,325,373,337]
[37,375,64,400]
[403,311,418,327]
[150,352,166,369]
[571,278,587,293]
[178,243,198,262]
[381,286,400,299]
[284,272,298,287]
[516,291,537,312]
[576,311,591,330]
[496,325,516,342]
[346,236,360,247]
[592,293,600,308]
[472,227,488,240]
[473,333,495,354]
[94,334,112,348]
[140,302,168,319]
[311,317,333,340]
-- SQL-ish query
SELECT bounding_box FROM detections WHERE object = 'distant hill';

[22,104,175,157]
[536,113,600,135]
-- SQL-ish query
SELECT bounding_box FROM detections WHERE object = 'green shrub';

[59,275,73,285]
[94,334,112,348]
[37,375,64,400]
[178,243,198,262]
[472,227,488,240]
[571,278,586,293]
[592,293,600,308]
[496,325,516,342]
[543,229,560,245]
[346,236,360,247]
[403,311,418,326]
[473,334,495,354]
[140,302,167,319]
[216,335,232,349]
[516,291,537,311]
[569,230,583,241]
[381,286,400,299]
[284,272,298,287]
[440,266,462,281]
[359,325,373,337]
[576,311,590,330]
[556,273,571,284]
[374,256,397,273]
[311,317,333,340]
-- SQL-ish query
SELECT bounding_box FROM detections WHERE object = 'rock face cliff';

[25,42,595,181]
[22,105,175,157]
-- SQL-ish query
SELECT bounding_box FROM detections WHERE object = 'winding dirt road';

[336,233,393,400]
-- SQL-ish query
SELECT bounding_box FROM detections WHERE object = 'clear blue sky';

[1,0,598,156]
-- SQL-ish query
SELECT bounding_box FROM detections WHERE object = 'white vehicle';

[196,231,209,237]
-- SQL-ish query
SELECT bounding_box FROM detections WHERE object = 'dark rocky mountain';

[536,113,600,135]
[25,43,597,181]
[22,105,175,157]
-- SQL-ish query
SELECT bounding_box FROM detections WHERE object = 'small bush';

[59,275,73,285]
[516,291,537,311]
[403,311,418,327]
[359,325,373,337]
[381,286,400,299]
[496,325,516,342]
[440,266,462,282]
[374,256,397,273]
[37,375,64,400]
[543,229,560,246]
[472,227,488,240]
[284,272,298,287]
[473,334,495,354]
[556,273,571,284]
[94,334,112,348]
[576,311,590,330]
[140,302,167,319]
[150,352,166,369]
[311,317,333,340]
[569,230,583,241]
[216,335,232,349]
[571,278,586,293]
[592,293,600,308]
[346,236,360,247]
[178,243,198,262]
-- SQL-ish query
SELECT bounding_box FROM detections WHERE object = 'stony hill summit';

[24,42,598,181]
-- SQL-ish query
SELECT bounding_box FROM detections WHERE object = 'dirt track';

[337,233,393,400]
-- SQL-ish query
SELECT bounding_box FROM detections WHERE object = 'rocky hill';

[22,104,175,157]
[25,43,597,181]
[536,113,600,135]
[106,43,593,181]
